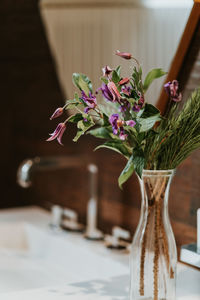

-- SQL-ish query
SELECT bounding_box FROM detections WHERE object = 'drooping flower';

[109,113,136,140]
[102,65,112,77]
[119,77,129,85]
[46,123,66,145]
[50,107,64,120]
[81,91,97,113]
[107,81,121,102]
[101,84,113,102]
[115,50,132,60]
[164,80,182,102]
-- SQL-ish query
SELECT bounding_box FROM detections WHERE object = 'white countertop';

[0,206,199,300]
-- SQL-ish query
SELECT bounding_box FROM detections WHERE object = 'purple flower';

[164,80,182,102]
[115,50,132,60]
[121,86,131,97]
[46,123,66,145]
[101,84,113,102]
[119,128,128,140]
[107,81,121,102]
[126,120,136,127]
[102,65,112,77]
[50,107,64,120]
[109,114,136,140]
[109,114,120,135]
[81,91,97,113]
[132,104,141,112]
[119,100,130,112]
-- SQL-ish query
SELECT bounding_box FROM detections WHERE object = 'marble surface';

[0,206,199,300]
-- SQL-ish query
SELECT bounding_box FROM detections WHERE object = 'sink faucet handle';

[105,226,131,250]
[112,226,130,241]
[63,208,78,222]
[50,205,63,228]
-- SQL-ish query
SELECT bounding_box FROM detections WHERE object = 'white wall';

[39,0,192,105]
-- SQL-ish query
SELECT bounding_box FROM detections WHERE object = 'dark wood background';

[0,0,199,254]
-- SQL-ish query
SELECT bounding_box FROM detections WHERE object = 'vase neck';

[138,169,175,208]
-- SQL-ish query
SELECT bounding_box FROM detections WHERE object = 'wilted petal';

[115,50,132,60]
[57,124,66,145]
[119,77,129,85]
[81,91,97,113]
[102,65,112,77]
[101,84,113,101]
[50,107,64,120]
[47,122,66,145]
[121,86,131,96]
[164,80,182,102]
[107,81,121,102]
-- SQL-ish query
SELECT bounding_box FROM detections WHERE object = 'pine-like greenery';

[144,88,200,170]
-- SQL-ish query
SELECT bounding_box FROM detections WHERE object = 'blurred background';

[1,0,199,253]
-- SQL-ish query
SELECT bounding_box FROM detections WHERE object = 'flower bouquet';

[47,51,200,300]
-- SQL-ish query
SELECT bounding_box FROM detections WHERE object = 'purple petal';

[46,123,66,143]
[126,120,136,127]
[57,124,66,145]
[50,107,64,120]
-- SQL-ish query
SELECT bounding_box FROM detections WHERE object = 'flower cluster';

[46,50,187,187]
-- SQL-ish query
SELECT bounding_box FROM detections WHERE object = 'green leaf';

[73,129,84,142]
[68,113,83,123]
[118,156,134,189]
[112,70,120,84]
[132,149,145,178]
[141,104,160,118]
[143,68,167,92]
[88,127,112,139]
[100,77,109,84]
[115,65,121,77]
[72,73,93,96]
[139,115,161,132]
[95,141,131,159]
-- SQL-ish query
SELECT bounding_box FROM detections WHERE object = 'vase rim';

[142,169,175,176]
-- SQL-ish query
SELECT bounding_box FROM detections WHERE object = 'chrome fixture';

[17,156,103,239]
[180,208,200,268]
[105,226,130,250]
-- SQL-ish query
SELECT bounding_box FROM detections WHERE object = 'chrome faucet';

[17,156,104,240]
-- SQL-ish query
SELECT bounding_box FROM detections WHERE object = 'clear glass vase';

[130,170,177,300]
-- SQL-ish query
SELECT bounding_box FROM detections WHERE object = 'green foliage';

[100,77,109,84]
[145,88,200,170]
[95,140,131,159]
[118,156,134,189]
[72,73,93,95]
[112,70,121,84]
[73,114,95,142]
[143,68,167,92]
[88,127,112,139]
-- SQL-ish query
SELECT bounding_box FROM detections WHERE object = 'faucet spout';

[17,156,88,188]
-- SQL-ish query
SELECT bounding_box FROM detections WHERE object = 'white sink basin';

[0,221,128,294]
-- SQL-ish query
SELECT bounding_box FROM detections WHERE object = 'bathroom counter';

[0,206,199,300]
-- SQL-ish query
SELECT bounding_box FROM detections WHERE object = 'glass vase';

[130,170,177,300]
